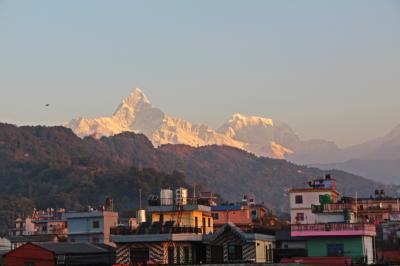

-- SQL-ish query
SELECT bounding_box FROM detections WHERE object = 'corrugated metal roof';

[34,242,114,255]
[211,205,242,211]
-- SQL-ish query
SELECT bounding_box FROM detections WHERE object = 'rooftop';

[34,242,115,254]
[147,204,211,213]
[63,211,118,219]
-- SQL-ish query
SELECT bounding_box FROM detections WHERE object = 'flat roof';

[289,188,340,195]
[147,204,211,213]
[63,211,118,219]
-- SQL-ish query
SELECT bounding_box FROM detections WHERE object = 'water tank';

[176,188,188,206]
[160,189,173,206]
[137,209,146,224]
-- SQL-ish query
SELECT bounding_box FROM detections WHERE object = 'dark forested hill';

[0,123,396,233]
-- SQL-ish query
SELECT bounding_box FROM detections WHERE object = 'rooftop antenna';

[355,191,358,223]
[139,189,142,209]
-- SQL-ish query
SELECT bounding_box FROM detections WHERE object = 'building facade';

[289,175,377,265]
[64,210,118,246]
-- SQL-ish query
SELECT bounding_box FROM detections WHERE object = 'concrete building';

[64,210,118,246]
[289,175,339,224]
[8,209,67,250]
[289,175,377,265]
[112,187,213,264]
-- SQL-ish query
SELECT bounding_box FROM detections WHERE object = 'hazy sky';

[1,1,399,147]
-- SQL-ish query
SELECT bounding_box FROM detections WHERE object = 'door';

[211,245,224,264]
[130,248,150,266]
[327,244,344,256]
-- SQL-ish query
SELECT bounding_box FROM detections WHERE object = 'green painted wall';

[307,237,365,262]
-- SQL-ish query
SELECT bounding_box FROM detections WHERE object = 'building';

[274,230,307,263]
[212,195,269,230]
[149,204,214,235]
[3,242,115,266]
[289,175,339,224]
[203,223,275,264]
[64,210,118,246]
[8,209,67,250]
[289,175,377,265]
[112,188,213,265]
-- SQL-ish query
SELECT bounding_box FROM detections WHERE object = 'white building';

[289,175,340,224]
[64,210,118,246]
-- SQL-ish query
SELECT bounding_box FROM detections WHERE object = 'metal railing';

[292,223,376,233]
[311,203,356,213]
[110,225,202,235]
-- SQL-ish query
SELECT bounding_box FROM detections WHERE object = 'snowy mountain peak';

[66,88,350,162]
[229,113,274,127]
[114,88,150,113]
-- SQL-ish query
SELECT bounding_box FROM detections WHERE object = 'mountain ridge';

[66,88,400,184]
[66,88,343,162]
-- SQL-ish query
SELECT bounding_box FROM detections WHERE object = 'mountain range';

[66,88,400,184]
[1,123,396,232]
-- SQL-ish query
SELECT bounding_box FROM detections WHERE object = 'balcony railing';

[291,223,376,237]
[312,203,357,213]
[110,226,202,235]
[148,197,202,206]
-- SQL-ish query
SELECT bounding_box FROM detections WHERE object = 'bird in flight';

[45,104,50,107]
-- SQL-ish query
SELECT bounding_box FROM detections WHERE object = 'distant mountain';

[66,88,343,162]
[314,125,400,184]
[1,123,397,233]
[66,88,400,184]
[314,159,400,185]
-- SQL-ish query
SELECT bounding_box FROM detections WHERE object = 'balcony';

[312,203,356,213]
[110,225,203,235]
[291,223,376,237]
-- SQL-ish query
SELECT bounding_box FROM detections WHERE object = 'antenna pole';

[355,191,358,223]
[139,189,142,209]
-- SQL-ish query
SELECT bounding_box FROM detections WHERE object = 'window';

[92,237,99,243]
[296,213,305,221]
[208,218,211,227]
[195,217,198,228]
[228,245,242,261]
[327,244,344,256]
[212,213,219,219]
[295,195,303,204]
[92,220,100,229]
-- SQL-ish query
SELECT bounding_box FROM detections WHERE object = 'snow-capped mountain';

[66,88,245,151]
[66,88,400,179]
[67,88,325,159]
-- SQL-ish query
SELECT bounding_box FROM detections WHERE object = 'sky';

[0,1,399,147]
